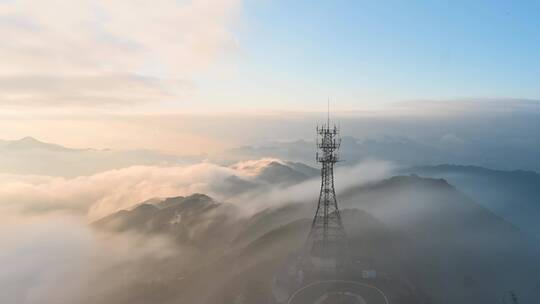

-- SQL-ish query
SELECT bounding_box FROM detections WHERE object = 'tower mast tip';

[327,98,330,128]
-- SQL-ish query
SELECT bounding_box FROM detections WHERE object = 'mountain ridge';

[405,164,540,238]
[0,136,194,177]
[92,175,540,304]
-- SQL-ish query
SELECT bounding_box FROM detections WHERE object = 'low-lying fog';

[0,159,393,304]
[1,157,539,304]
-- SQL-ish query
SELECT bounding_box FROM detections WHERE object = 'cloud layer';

[0,163,239,220]
[0,158,394,221]
[0,158,393,303]
[0,0,241,107]
[0,213,184,304]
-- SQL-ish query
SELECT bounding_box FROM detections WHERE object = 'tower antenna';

[327,98,330,128]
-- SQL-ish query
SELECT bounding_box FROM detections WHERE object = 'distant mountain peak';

[18,136,40,143]
[0,136,78,152]
[149,193,215,210]
[228,158,318,186]
[229,158,287,176]
[0,136,188,177]
[131,203,159,213]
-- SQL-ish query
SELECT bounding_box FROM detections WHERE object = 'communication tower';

[305,106,348,273]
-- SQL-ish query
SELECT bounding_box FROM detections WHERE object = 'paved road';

[287,280,389,304]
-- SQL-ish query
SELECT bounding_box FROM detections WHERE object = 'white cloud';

[222,160,396,213]
[0,0,241,107]
[0,163,243,220]
[229,157,286,176]
[0,74,194,106]
[439,133,465,149]
[0,158,291,220]
[0,158,395,221]
[0,214,182,304]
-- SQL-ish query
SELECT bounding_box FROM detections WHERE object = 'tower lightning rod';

[327,97,330,128]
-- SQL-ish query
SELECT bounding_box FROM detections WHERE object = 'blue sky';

[193,0,540,110]
[1,0,540,153]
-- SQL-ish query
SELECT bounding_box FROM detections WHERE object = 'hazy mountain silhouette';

[405,164,540,238]
[0,136,71,151]
[93,175,540,304]
[226,130,540,173]
[212,159,318,198]
[0,137,195,177]
[95,193,244,252]
[338,175,540,304]
[254,160,317,184]
[226,136,440,167]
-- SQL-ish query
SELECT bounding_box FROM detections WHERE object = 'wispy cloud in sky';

[0,0,241,108]
[0,74,194,106]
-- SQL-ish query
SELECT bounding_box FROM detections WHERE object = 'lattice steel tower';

[306,109,348,272]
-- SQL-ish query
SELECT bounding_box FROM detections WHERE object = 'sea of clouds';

[0,158,393,304]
